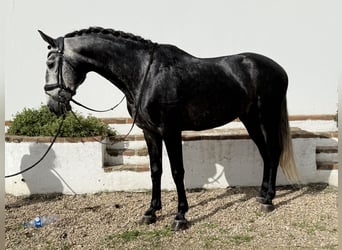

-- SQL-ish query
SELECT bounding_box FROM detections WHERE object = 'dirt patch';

[5,184,337,249]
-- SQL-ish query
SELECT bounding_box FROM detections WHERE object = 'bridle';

[5,38,70,178]
[44,36,75,113]
[5,37,157,178]
[44,35,157,118]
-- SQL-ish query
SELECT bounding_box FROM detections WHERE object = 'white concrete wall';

[5,136,337,196]
[4,0,342,120]
[110,119,338,136]
[5,141,105,195]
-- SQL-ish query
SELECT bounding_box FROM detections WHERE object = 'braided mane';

[64,27,153,45]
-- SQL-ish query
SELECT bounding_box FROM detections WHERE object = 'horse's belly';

[181,100,243,131]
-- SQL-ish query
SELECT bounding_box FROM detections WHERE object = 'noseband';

[44,36,75,110]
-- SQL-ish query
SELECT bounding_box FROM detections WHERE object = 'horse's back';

[155,47,288,96]
[147,47,288,131]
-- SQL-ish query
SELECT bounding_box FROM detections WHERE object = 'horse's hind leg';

[141,130,163,224]
[240,104,282,212]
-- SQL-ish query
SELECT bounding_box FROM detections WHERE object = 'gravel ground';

[5,183,337,249]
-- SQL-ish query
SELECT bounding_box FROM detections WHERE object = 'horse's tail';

[279,98,299,183]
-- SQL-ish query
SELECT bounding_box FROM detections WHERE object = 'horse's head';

[38,30,86,116]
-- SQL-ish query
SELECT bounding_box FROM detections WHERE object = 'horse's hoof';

[140,215,157,225]
[171,219,189,231]
[256,196,266,204]
[260,203,275,213]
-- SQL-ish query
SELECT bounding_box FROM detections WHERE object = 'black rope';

[5,43,156,178]
[5,114,66,178]
[70,43,157,145]
[71,95,125,113]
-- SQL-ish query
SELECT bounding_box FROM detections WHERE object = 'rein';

[5,41,157,178]
[5,38,70,178]
[71,96,126,113]
[71,43,157,144]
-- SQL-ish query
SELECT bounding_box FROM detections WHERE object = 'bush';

[7,105,116,137]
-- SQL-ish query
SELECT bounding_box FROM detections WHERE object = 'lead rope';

[70,110,137,145]
[5,114,66,178]
[5,44,157,177]
[69,96,129,144]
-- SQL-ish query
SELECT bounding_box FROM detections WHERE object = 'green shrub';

[7,105,116,137]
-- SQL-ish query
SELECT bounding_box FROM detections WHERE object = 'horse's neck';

[67,36,151,103]
[93,45,150,102]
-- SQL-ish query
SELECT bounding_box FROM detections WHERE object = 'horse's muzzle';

[45,86,74,116]
[47,98,71,117]
[46,92,71,117]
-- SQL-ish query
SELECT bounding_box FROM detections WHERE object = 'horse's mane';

[64,27,153,45]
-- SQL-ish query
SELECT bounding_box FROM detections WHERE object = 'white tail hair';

[279,99,299,183]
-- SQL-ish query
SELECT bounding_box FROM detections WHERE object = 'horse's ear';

[38,30,57,48]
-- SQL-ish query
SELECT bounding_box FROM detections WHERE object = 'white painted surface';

[5,141,105,195]
[5,136,337,196]
[181,138,338,188]
[289,120,338,133]
[4,0,341,120]
[110,119,338,136]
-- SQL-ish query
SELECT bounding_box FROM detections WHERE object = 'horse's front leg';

[163,131,189,230]
[141,130,163,224]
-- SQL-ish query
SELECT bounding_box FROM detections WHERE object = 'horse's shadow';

[179,129,334,225]
[274,183,329,209]
[188,187,258,225]
[184,183,329,225]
